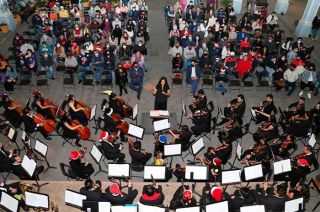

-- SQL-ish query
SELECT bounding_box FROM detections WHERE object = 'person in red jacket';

[239,37,251,52]
[139,184,165,206]
[236,54,252,79]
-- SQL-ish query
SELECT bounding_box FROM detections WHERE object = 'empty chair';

[100,70,113,89]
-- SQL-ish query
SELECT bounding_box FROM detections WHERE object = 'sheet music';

[182,100,186,116]
[308,134,316,147]
[35,140,48,157]
[90,104,97,120]
[164,144,181,156]
[236,142,242,159]
[0,191,19,212]
[240,205,265,212]
[206,201,229,212]
[108,164,130,177]
[21,155,37,177]
[185,165,208,180]
[153,119,170,131]
[25,192,49,209]
[111,205,138,212]
[133,104,138,120]
[250,108,257,119]
[138,203,166,212]
[7,128,15,140]
[285,197,304,212]
[98,202,111,211]
[273,159,292,175]
[176,206,200,212]
[90,145,102,163]
[144,166,166,180]
[222,170,242,184]
[244,164,263,181]
[128,124,144,139]
[158,110,169,116]
[150,110,159,117]
[65,190,86,208]
[22,131,27,141]
[191,137,204,155]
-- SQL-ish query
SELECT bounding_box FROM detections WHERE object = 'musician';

[153,76,171,110]
[197,157,222,182]
[0,143,15,172]
[199,185,225,206]
[190,108,211,136]
[252,94,277,123]
[188,89,207,113]
[139,184,165,206]
[285,112,311,136]
[286,182,310,200]
[253,115,278,142]
[219,94,245,125]
[60,113,82,147]
[65,94,88,126]
[99,131,125,162]
[284,97,305,121]
[205,140,232,164]
[23,108,52,140]
[108,92,126,117]
[1,94,23,127]
[104,181,138,205]
[128,139,152,165]
[310,101,320,135]
[69,150,94,179]
[31,90,55,120]
[217,115,242,143]
[289,145,319,186]
[228,187,255,212]
[169,125,192,151]
[153,152,173,181]
[80,179,102,201]
[11,155,44,180]
[241,139,270,166]
[169,185,197,210]
[271,134,295,158]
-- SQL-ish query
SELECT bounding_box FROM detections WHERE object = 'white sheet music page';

[308,134,316,147]
[21,155,37,177]
[153,119,170,131]
[0,192,19,212]
[192,137,204,155]
[144,166,166,180]
[128,124,144,138]
[176,206,200,212]
[185,166,207,180]
[7,128,15,140]
[285,197,304,212]
[98,202,111,211]
[240,205,265,212]
[25,192,49,209]
[206,201,229,212]
[244,164,263,181]
[111,205,138,212]
[222,170,241,184]
[138,203,165,212]
[158,110,169,116]
[133,104,138,120]
[90,105,97,120]
[35,140,48,156]
[91,145,102,163]
[65,190,86,207]
[108,164,130,177]
[164,144,181,156]
[150,110,159,117]
[273,159,292,175]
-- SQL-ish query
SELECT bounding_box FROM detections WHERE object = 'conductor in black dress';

[153,76,171,110]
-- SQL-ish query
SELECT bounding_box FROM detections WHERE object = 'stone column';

[0,0,16,31]
[295,0,320,37]
[233,0,242,14]
[275,0,289,15]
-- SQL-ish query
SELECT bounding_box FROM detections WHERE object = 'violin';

[115,97,133,118]
[111,113,129,134]
[231,101,242,111]
[187,110,207,119]
[75,100,91,120]
[78,147,87,159]
[195,157,212,165]
[293,153,308,160]
[253,144,266,154]
[71,119,91,140]
[260,101,270,112]
[207,144,229,155]
[280,139,292,151]
[32,113,56,134]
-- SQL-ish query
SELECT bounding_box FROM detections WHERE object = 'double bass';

[71,119,91,140]
[75,100,91,120]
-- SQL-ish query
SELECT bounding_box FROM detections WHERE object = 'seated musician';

[128,138,152,166]
[1,94,23,127]
[79,179,103,201]
[228,187,255,212]
[197,157,222,182]
[189,89,207,113]
[0,143,15,172]
[64,94,88,126]
[285,112,311,136]
[23,108,52,140]
[289,145,319,186]
[69,149,94,179]
[31,90,55,120]
[168,125,192,151]
[204,140,232,164]
[153,152,173,181]
[241,139,270,166]
[190,108,211,136]
[218,94,246,125]
[139,184,165,206]
[271,134,295,158]
[100,108,126,142]
[11,155,44,180]
[60,113,82,147]
[217,115,242,143]
[252,94,278,124]
[105,181,138,206]
[169,185,197,210]
[199,185,225,206]
[253,114,278,142]
[310,101,320,135]
[108,92,125,117]
[284,97,305,121]
[286,182,310,201]
[99,131,125,162]
[0,181,29,210]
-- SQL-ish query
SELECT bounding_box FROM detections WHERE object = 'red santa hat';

[182,189,193,203]
[109,183,122,196]
[297,158,310,168]
[211,186,223,202]
[212,158,222,167]
[99,131,109,141]
[32,90,40,96]
[69,151,80,160]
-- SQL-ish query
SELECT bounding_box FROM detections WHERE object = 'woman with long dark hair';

[152,76,171,110]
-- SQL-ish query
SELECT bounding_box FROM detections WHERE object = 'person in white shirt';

[284,64,299,96]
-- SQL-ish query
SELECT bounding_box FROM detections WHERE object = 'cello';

[8,97,25,117]
[71,119,91,140]
[32,113,56,134]
[111,113,129,134]
[116,97,133,118]
[75,100,91,120]
[43,98,63,118]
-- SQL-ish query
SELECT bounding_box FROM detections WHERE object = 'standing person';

[311,15,320,40]
[39,51,54,79]
[284,64,300,96]
[115,63,128,96]
[4,65,18,93]
[129,62,144,100]
[186,58,201,95]
[152,77,171,110]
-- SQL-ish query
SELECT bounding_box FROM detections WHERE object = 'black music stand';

[90,144,107,176]
[185,165,208,197]
[132,103,139,126]
[182,137,205,161]
[0,191,19,212]
[34,139,57,173]
[178,100,187,129]
[6,127,19,151]
[90,104,100,135]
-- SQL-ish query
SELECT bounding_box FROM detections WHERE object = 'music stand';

[90,144,107,176]
[273,159,292,175]
[34,139,57,173]
[143,165,166,181]
[108,163,131,186]
[205,201,229,212]
[308,134,320,160]
[65,189,87,209]
[138,203,166,212]
[82,201,111,212]
[0,191,19,212]
[127,124,144,140]
[176,206,201,212]
[111,205,138,212]
[153,119,171,132]
[132,103,139,125]
[178,100,187,128]
[230,142,242,169]
[25,191,50,210]
[243,164,263,181]
[21,155,48,192]
[185,165,208,196]
[285,197,304,212]
[90,104,100,135]
[6,127,19,151]
[183,137,205,161]
[240,205,265,212]
[248,108,257,126]
[164,143,183,165]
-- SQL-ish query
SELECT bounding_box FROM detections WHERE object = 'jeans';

[215,82,229,94]
[78,66,91,80]
[190,79,199,94]
[311,28,319,39]
[41,66,54,78]
[285,81,297,96]
[93,66,104,82]
[129,80,143,99]
[265,66,275,83]
[315,81,320,92]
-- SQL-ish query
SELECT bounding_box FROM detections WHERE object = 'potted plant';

[0,23,9,33]
[81,0,90,8]
[221,0,232,7]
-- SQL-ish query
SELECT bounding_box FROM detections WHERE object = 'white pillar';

[0,0,15,31]
[295,0,320,37]
[233,0,242,14]
[275,0,289,15]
